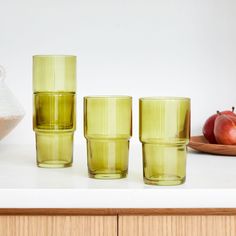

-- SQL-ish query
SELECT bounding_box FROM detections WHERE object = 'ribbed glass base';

[89,170,127,179]
[144,175,185,186]
[87,139,129,179]
[36,132,73,168]
[37,160,72,168]
[142,143,187,186]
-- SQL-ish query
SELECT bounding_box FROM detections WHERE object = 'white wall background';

[0,0,236,145]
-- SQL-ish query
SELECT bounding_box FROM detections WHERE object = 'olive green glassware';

[33,55,76,168]
[139,97,190,186]
[84,96,132,179]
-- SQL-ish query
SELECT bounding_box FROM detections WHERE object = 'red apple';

[214,113,236,145]
[203,107,235,144]
[203,114,218,143]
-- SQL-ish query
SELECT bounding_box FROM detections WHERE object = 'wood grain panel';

[119,215,236,236]
[1,208,236,215]
[0,216,117,236]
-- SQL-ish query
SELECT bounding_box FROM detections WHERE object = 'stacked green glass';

[33,55,76,168]
[139,97,190,186]
[84,96,132,179]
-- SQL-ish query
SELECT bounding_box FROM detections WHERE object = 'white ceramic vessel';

[0,66,24,140]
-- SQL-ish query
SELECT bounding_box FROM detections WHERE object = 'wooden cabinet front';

[1,209,236,236]
[119,215,236,236]
[0,216,117,236]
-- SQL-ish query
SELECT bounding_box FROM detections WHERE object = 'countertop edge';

[0,189,236,208]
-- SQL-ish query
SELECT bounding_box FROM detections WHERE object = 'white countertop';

[0,144,236,208]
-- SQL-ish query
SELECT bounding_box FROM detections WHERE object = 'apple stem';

[232,107,235,113]
[217,110,221,115]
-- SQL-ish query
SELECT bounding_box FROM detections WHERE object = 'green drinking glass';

[84,96,132,179]
[33,55,76,168]
[139,97,190,186]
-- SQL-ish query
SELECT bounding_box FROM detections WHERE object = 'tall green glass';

[84,96,132,179]
[33,55,76,168]
[139,97,190,186]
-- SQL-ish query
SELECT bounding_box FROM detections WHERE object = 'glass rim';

[33,55,76,58]
[84,95,132,100]
[139,96,190,101]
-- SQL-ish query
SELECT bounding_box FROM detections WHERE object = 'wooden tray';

[188,135,236,156]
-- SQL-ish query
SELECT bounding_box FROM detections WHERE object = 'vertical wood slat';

[119,216,236,236]
[0,216,117,236]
